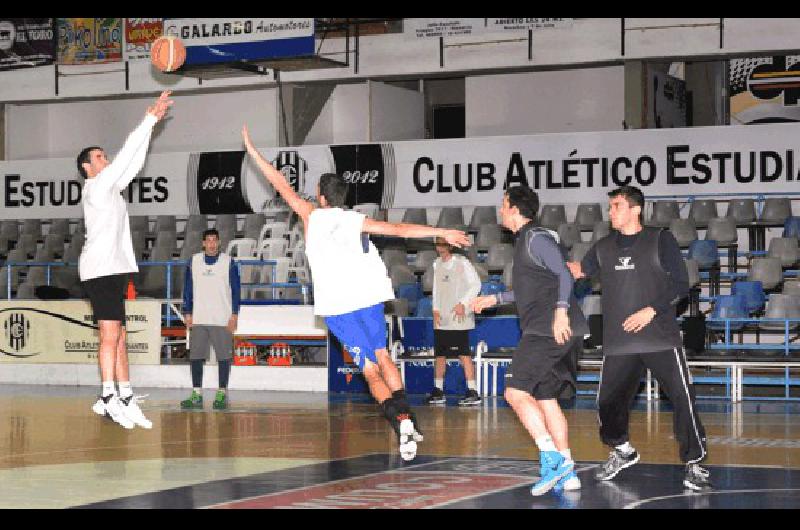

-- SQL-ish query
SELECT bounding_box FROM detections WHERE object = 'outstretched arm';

[242,124,314,224]
[361,218,470,248]
[98,91,173,193]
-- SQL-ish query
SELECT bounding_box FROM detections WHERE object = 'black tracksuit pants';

[597,347,708,463]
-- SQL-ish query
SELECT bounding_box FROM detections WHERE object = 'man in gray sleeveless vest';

[472,186,588,496]
[567,185,711,491]
[181,228,241,410]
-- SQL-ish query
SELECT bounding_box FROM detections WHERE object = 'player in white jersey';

[242,125,470,460]
[77,90,173,429]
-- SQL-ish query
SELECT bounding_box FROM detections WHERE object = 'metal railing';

[647,191,800,219]
[3,258,312,327]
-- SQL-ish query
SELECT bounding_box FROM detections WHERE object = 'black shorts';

[505,334,580,400]
[82,273,129,323]
[433,329,471,358]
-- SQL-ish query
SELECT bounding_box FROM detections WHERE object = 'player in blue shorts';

[242,125,470,460]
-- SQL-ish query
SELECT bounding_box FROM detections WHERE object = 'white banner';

[404,18,574,39]
[484,18,574,32]
[163,18,313,46]
[0,153,189,219]
[0,300,161,364]
[403,18,485,39]
[2,123,800,219]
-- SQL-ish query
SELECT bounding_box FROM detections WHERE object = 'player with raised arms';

[241,124,470,460]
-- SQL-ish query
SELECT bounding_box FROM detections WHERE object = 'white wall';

[6,88,280,160]
[5,104,50,158]
[332,83,369,143]
[304,83,366,145]
[465,66,625,137]
[369,81,424,141]
[304,81,423,145]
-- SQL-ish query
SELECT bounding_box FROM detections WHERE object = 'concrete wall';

[465,66,625,137]
[5,88,280,160]
[304,81,423,145]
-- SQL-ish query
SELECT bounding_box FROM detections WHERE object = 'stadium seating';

[469,206,498,228]
[726,198,757,224]
[688,199,718,228]
[669,218,698,248]
[556,222,582,249]
[538,205,567,231]
[648,200,680,227]
[574,203,603,229]
[760,197,792,224]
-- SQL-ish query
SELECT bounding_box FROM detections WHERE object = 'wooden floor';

[2,385,800,508]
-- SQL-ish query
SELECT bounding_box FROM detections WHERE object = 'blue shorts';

[325,303,387,370]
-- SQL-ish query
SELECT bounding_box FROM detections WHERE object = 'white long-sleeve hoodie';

[79,114,157,281]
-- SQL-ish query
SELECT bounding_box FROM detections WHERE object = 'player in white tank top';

[242,125,470,461]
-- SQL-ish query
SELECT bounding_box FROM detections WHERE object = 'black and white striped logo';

[5,313,29,352]
[272,151,307,193]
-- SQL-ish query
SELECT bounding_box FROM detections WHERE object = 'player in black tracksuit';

[472,186,589,496]
[568,185,712,492]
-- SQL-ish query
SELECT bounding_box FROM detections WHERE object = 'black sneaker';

[458,389,482,406]
[426,388,446,405]
[594,448,640,481]
[683,463,713,491]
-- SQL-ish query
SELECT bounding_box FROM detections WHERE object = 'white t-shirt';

[305,208,395,316]
[432,254,482,330]
[79,114,157,281]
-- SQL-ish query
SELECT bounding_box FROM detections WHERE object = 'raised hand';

[147,90,173,121]
[241,124,255,152]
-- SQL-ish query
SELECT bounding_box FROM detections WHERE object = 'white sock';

[118,382,133,399]
[101,381,116,398]
[467,380,477,391]
[535,435,557,453]
[560,448,573,462]
[434,378,444,390]
[615,442,634,455]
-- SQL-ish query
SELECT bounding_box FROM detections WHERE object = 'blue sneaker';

[553,469,581,492]
[531,451,573,496]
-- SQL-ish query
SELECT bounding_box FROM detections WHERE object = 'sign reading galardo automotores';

[0,300,161,364]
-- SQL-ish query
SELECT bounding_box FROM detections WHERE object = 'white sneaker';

[398,418,417,461]
[119,394,153,429]
[92,397,107,417]
[561,473,582,491]
[97,395,135,429]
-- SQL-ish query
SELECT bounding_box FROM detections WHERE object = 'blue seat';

[396,282,423,313]
[480,281,506,296]
[687,239,719,269]
[731,281,765,314]
[708,294,748,331]
[784,216,800,238]
[414,296,433,318]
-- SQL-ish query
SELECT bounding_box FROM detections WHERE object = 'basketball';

[150,35,186,72]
